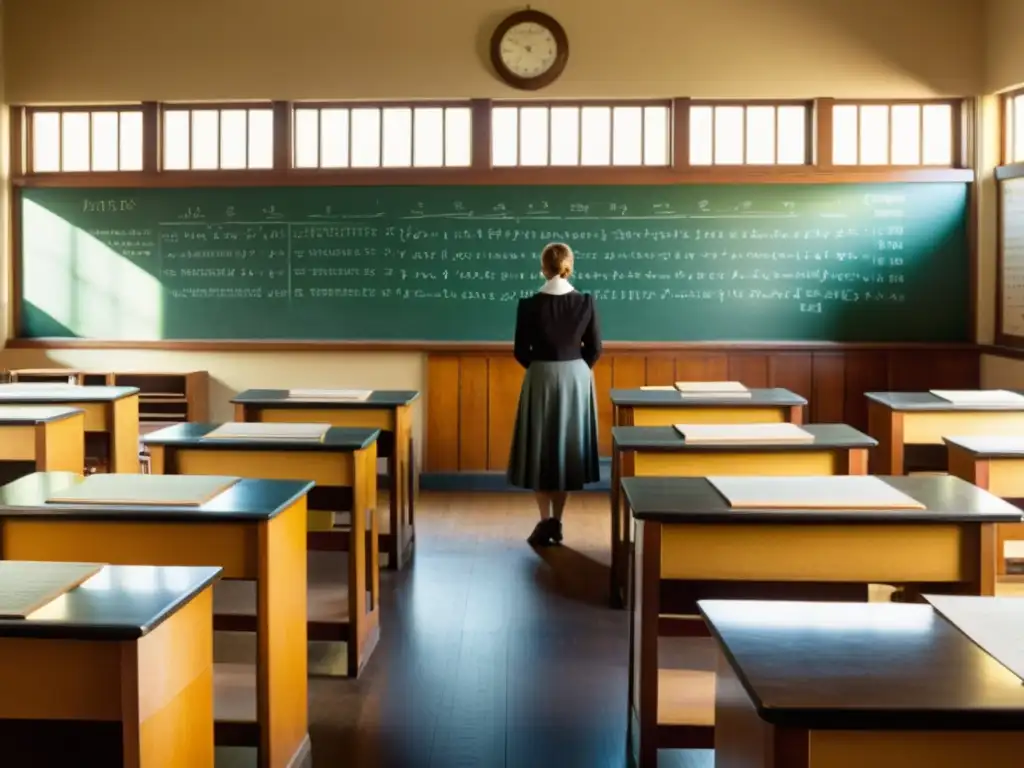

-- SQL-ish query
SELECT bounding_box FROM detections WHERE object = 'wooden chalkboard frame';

[996,165,1024,349]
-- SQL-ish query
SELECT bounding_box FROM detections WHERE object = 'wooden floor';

[215,491,712,768]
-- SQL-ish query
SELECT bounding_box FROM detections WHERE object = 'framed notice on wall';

[999,175,1024,345]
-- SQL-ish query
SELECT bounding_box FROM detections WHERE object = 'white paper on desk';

[203,422,330,441]
[640,385,677,391]
[674,422,814,444]
[0,383,82,395]
[287,388,372,401]
[677,390,753,399]
[706,475,926,509]
[930,389,1024,406]
[925,595,1024,684]
[675,381,749,393]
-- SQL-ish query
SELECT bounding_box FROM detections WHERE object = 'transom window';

[688,103,808,165]
[162,106,274,170]
[1004,91,1024,164]
[30,108,144,172]
[490,104,670,167]
[292,105,472,169]
[832,102,954,166]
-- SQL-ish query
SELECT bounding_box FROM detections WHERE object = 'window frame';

[24,104,147,174]
[686,99,814,167]
[829,98,963,169]
[159,102,276,172]
[1001,89,1024,167]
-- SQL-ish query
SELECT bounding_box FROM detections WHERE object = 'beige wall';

[0,0,994,438]
[986,0,1024,93]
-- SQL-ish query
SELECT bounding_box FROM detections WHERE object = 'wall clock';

[490,8,569,91]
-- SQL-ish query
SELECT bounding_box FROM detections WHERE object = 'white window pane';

[922,104,953,165]
[491,107,518,166]
[219,109,248,170]
[163,110,190,170]
[350,109,381,167]
[859,105,889,165]
[444,108,471,167]
[713,106,744,164]
[519,107,549,166]
[580,106,611,166]
[382,108,413,168]
[32,112,60,172]
[61,112,90,172]
[643,106,669,166]
[191,111,219,170]
[612,107,643,165]
[1014,97,1024,163]
[320,109,350,168]
[745,106,775,164]
[890,104,921,165]
[550,107,580,165]
[832,105,858,165]
[248,109,274,169]
[118,112,143,171]
[412,108,443,168]
[90,112,119,171]
[293,109,320,168]
[776,106,806,165]
[689,106,713,165]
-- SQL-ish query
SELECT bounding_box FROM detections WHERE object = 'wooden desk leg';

[843,448,869,475]
[123,586,216,768]
[258,498,310,768]
[110,395,141,474]
[788,404,804,425]
[234,403,248,422]
[385,443,401,571]
[407,435,416,549]
[35,415,86,473]
[610,445,623,609]
[867,401,903,475]
[627,520,662,768]
[349,445,381,678]
[948,449,1005,576]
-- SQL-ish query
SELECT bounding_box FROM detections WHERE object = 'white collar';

[539,276,575,296]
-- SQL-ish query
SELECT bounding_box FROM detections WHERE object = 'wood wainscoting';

[424,345,981,473]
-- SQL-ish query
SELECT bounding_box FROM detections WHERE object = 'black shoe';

[528,518,557,547]
[551,519,563,545]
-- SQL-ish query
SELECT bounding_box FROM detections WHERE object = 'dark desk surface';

[142,422,381,451]
[232,388,420,408]
[699,599,1024,731]
[0,471,314,522]
[0,564,221,641]
[622,475,1024,524]
[610,388,807,408]
[0,385,139,403]
[0,406,84,425]
[612,423,876,452]
[944,435,1024,458]
[866,391,1024,411]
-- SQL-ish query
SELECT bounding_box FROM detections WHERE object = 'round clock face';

[498,21,560,79]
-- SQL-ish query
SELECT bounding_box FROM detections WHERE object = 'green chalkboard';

[19,183,969,342]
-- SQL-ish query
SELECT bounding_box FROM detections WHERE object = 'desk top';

[0,406,84,426]
[944,435,1024,458]
[622,474,1024,524]
[0,384,139,403]
[0,564,221,641]
[0,472,314,522]
[610,387,806,408]
[142,422,381,450]
[699,599,1024,731]
[232,388,420,408]
[612,423,876,452]
[866,391,1024,412]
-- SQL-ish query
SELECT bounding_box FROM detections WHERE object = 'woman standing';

[507,242,602,546]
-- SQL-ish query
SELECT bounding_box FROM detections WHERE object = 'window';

[30,108,143,172]
[292,105,472,169]
[162,106,274,170]
[832,102,955,166]
[688,103,808,166]
[490,103,670,167]
[1004,91,1024,164]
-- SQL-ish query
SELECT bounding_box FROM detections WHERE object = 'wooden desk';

[622,474,1022,767]
[701,598,1024,768]
[0,385,140,473]
[0,406,86,482]
[143,422,381,677]
[608,423,876,609]
[946,435,1024,577]
[232,389,419,570]
[0,563,221,767]
[866,391,1024,475]
[0,471,313,768]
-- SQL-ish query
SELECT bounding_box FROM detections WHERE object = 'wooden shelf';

[214,662,257,724]
[657,637,717,728]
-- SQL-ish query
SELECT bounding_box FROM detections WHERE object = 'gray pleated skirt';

[507,359,601,492]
